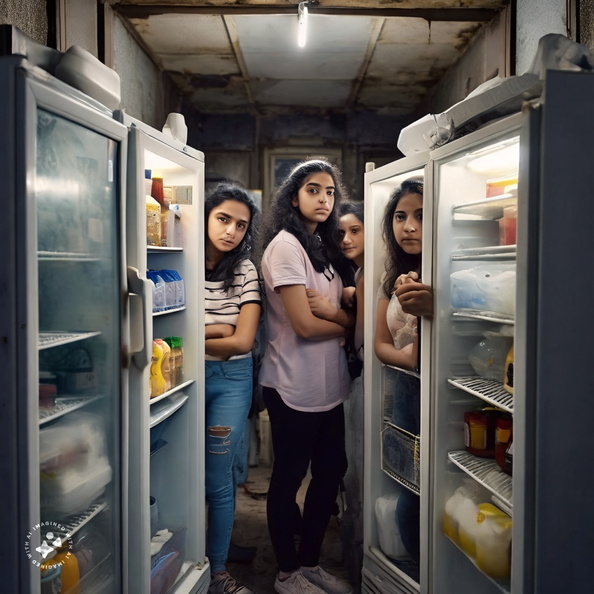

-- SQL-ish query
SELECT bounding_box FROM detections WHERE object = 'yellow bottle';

[150,340,166,398]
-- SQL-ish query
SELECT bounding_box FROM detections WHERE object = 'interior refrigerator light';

[466,141,520,174]
[298,2,308,48]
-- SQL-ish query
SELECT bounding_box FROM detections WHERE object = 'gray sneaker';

[209,572,254,594]
[275,571,325,594]
[299,566,353,594]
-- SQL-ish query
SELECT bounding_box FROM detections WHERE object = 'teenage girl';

[204,183,262,594]
[259,159,354,594]
[374,177,432,564]
[336,201,365,588]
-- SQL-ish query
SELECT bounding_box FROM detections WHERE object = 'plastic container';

[468,331,514,382]
[495,416,513,471]
[451,263,516,316]
[53,550,80,594]
[443,481,483,547]
[374,492,411,560]
[498,205,517,246]
[474,503,512,580]
[150,340,167,398]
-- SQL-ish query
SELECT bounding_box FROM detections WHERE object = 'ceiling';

[111,0,510,118]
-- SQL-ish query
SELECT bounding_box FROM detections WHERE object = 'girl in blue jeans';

[204,183,262,594]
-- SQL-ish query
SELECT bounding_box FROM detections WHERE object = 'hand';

[395,276,434,318]
[341,286,356,309]
[306,288,338,320]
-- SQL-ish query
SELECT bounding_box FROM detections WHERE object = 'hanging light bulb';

[298,2,308,48]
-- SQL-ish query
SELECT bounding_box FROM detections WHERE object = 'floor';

[227,463,353,594]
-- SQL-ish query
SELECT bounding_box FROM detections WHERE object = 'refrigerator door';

[362,153,430,594]
[427,112,523,594]
[116,112,209,594]
[0,57,129,593]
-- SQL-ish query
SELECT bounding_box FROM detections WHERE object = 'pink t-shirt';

[259,230,351,412]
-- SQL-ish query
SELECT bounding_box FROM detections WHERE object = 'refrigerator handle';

[127,266,153,370]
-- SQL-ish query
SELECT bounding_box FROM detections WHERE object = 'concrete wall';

[0,0,47,44]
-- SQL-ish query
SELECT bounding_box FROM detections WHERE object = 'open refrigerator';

[115,112,210,594]
[0,54,129,592]
[363,69,594,594]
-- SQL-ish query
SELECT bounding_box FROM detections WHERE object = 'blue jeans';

[263,387,348,572]
[205,357,253,574]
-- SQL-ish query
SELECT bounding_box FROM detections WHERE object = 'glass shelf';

[448,376,513,413]
[152,306,186,317]
[38,331,101,350]
[448,450,512,512]
[38,251,101,262]
[147,246,183,254]
[452,310,514,325]
[452,194,517,220]
[451,245,516,261]
[39,395,103,425]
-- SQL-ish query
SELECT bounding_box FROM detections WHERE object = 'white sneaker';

[299,566,353,594]
[275,571,326,594]
[209,572,253,594]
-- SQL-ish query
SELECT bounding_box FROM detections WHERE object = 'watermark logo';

[24,521,73,567]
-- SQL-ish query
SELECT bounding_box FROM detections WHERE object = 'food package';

[450,263,516,316]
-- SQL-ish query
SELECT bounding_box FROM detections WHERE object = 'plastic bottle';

[146,195,161,246]
[474,503,512,580]
[150,340,167,398]
[154,339,172,393]
[164,336,184,387]
[53,549,80,593]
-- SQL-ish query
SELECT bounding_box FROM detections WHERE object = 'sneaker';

[299,566,353,594]
[209,572,254,594]
[275,571,326,594]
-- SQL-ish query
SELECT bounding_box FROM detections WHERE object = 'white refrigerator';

[363,69,594,594]
[115,111,210,594]
[0,54,130,592]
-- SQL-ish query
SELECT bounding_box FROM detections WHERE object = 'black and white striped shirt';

[205,259,261,360]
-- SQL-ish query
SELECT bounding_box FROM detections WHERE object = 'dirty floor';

[227,464,353,594]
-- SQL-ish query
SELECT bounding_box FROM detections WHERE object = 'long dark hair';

[261,157,347,274]
[205,183,259,290]
[381,177,424,298]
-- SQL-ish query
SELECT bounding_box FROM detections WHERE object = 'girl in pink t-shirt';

[259,158,354,594]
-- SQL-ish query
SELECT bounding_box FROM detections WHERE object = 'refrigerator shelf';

[452,194,517,220]
[38,251,101,262]
[38,331,101,350]
[443,534,510,593]
[147,245,183,253]
[447,377,513,413]
[149,392,189,428]
[39,395,103,425]
[447,450,512,511]
[150,379,195,406]
[451,245,516,261]
[50,499,108,540]
[381,465,420,495]
[152,306,186,317]
[452,310,514,325]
